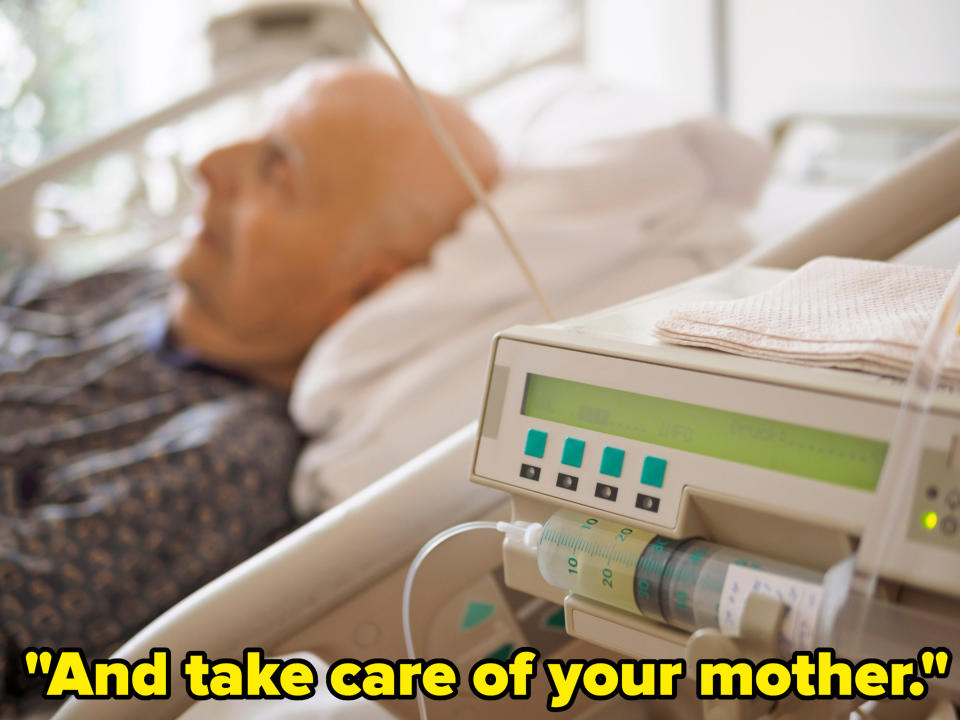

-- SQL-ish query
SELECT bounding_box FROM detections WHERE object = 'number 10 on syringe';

[538,512,660,616]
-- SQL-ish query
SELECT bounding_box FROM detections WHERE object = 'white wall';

[109,0,214,117]
[585,0,717,115]
[585,0,960,132]
[727,0,960,131]
[364,0,583,94]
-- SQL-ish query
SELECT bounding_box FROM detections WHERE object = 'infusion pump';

[470,264,960,670]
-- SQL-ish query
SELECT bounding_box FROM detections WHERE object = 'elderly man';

[0,63,497,710]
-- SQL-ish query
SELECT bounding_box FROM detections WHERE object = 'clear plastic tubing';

[537,509,819,633]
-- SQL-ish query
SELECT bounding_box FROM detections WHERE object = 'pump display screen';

[521,374,887,491]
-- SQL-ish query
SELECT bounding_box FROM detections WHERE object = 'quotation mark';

[919,648,951,678]
[23,648,54,676]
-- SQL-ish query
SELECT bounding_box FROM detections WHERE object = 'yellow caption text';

[21,646,952,708]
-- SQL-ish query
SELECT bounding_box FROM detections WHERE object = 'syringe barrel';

[537,511,659,616]
[538,509,820,636]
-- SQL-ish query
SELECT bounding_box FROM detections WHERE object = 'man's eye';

[257,145,286,181]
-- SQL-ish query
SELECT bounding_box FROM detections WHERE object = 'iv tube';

[851,261,960,650]
[349,0,556,321]
[811,263,960,701]
[401,520,542,720]
[402,511,824,720]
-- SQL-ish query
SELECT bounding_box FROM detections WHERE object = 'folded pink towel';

[653,257,958,383]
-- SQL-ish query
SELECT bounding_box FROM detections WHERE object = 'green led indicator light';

[922,511,938,530]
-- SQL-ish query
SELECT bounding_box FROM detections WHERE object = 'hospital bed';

[42,123,960,720]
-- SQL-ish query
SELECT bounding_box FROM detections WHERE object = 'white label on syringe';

[718,566,823,651]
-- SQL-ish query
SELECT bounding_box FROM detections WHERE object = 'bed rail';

[743,128,960,269]
[0,2,366,262]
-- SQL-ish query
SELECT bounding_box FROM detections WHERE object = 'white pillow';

[467,63,685,163]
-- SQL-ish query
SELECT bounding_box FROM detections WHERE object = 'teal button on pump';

[561,437,585,467]
[600,446,625,477]
[641,456,667,488]
[525,429,548,458]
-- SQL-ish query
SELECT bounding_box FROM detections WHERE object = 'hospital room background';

[2,1,960,719]
[4,0,960,265]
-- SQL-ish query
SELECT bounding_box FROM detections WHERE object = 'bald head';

[171,63,498,387]
[298,66,498,263]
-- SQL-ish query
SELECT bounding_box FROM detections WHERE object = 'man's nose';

[196,142,253,198]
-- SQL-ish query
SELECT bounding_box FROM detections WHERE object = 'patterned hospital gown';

[0,266,302,712]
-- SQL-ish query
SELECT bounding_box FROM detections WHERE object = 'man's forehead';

[269,86,354,169]
[273,72,399,165]
[271,67,367,142]
[266,91,384,197]
[261,81,339,171]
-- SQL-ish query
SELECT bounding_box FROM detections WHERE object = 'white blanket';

[288,70,770,516]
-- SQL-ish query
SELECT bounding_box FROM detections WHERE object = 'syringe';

[537,509,824,650]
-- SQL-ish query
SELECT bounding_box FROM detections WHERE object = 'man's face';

[170,65,498,387]
[171,73,396,382]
